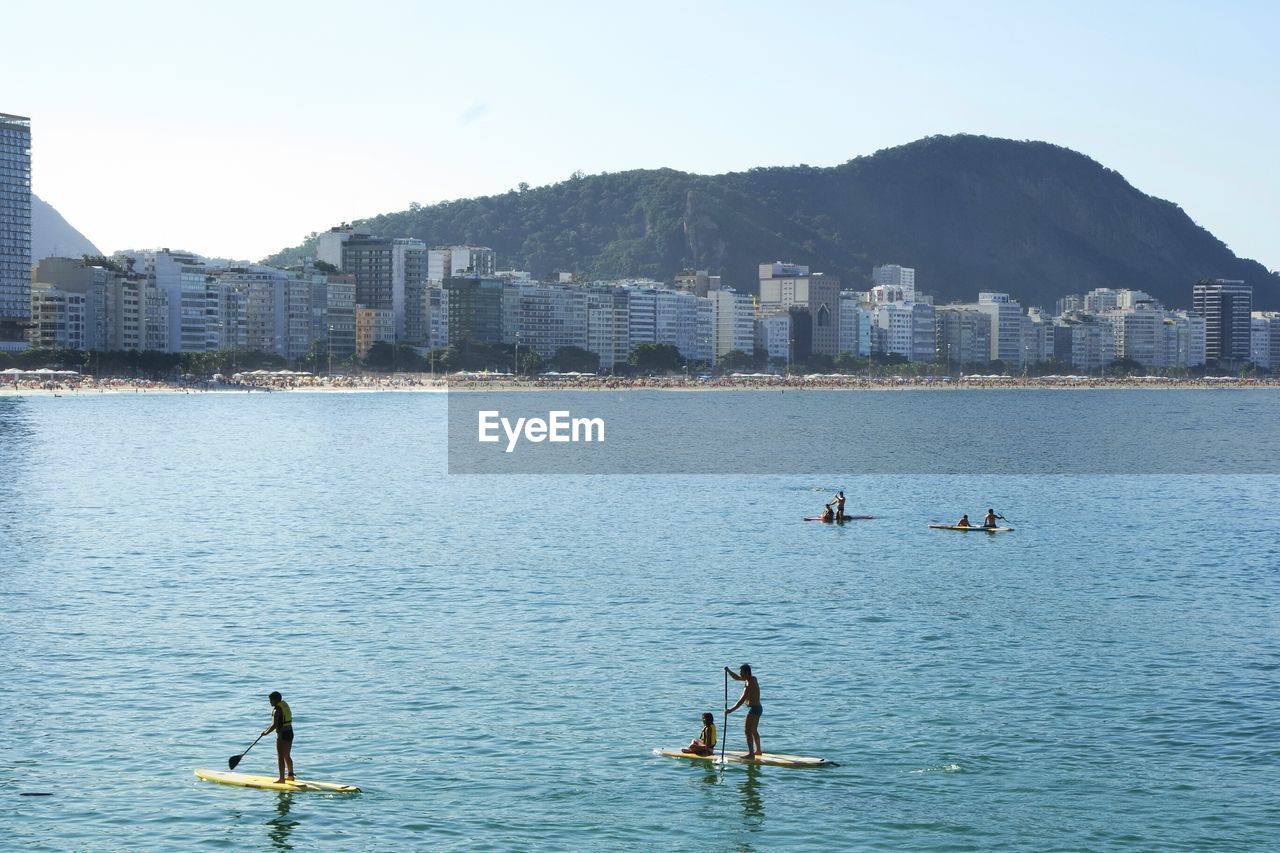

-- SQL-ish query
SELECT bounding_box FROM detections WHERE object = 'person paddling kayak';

[725,664,763,758]
[262,691,295,783]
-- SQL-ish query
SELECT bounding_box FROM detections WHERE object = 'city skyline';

[2,1,1277,268]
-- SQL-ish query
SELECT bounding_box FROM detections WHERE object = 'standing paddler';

[724,664,763,758]
[262,691,295,783]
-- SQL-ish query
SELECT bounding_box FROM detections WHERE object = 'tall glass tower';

[0,112,32,345]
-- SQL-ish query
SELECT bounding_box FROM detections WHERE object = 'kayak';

[655,748,835,767]
[928,524,1014,533]
[194,768,360,793]
[803,515,873,522]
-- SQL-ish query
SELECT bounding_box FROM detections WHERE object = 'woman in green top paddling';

[262,691,294,783]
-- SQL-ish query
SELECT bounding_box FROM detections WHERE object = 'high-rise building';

[444,276,505,345]
[428,246,496,283]
[708,288,754,361]
[871,265,916,302]
[674,269,721,297]
[974,292,1025,368]
[758,262,840,356]
[28,282,86,349]
[355,306,394,358]
[1193,279,1252,367]
[34,257,118,351]
[585,285,628,371]
[0,112,32,347]
[501,281,588,357]
[936,306,992,367]
[1250,312,1280,370]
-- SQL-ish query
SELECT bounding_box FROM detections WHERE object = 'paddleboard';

[195,768,360,793]
[928,524,1014,533]
[654,748,835,767]
[803,515,874,522]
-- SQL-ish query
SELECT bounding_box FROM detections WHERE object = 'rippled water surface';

[1,391,1277,850]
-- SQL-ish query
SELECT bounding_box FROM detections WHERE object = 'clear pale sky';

[5,0,1277,267]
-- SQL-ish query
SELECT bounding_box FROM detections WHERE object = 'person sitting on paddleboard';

[821,502,835,522]
[956,514,971,528]
[833,491,847,521]
[983,508,999,528]
[681,712,718,756]
[263,691,295,783]
[725,664,763,758]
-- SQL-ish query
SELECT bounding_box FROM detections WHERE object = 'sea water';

[1,391,1277,850]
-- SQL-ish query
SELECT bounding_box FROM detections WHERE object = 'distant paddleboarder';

[262,691,295,783]
[983,508,1003,529]
[725,664,763,758]
[956,513,971,528]
[833,491,847,521]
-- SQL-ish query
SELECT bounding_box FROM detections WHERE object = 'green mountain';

[267,135,1278,310]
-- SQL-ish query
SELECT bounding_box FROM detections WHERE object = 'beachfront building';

[426,286,449,349]
[444,276,505,346]
[1022,310,1055,366]
[1162,311,1206,369]
[756,310,792,363]
[215,267,313,362]
[323,273,357,363]
[584,285,628,372]
[623,285,708,362]
[0,112,31,349]
[33,257,119,351]
[336,235,428,344]
[837,292,863,356]
[1193,279,1252,368]
[27,282,86,350]
[113,249,220,353]
[355,305,394,358]
[502,281,588,356]
[935,306,992,368]
[758,262,840,356]
[974,292,1025,369]
[1052,315,1115,371]
[1249,312,1279,369]
[709,288,754,361]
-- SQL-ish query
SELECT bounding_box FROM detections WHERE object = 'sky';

[5,0,1277,267]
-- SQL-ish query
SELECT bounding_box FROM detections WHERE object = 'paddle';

[228,731,265,770]
[721,667,728,765]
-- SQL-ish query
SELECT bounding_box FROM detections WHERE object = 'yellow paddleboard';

[195,768,360,792]
[654,748,835,767]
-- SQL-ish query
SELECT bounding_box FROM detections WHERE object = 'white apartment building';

[428,246,497,283]
[1249,312,1279,369]
[585,286,629,371]
[975,292,1025,368]
[28,283,86,350]
[871,264,916,302]
[708,288,754,361]
[756,311,792,363]
[502,282,588,357]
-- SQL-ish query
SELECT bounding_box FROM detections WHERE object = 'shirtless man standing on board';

[725,664,763,758]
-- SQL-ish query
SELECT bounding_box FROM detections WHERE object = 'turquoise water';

[1,391,1278,850]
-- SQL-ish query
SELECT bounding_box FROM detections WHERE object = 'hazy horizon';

[6,0,1277,269]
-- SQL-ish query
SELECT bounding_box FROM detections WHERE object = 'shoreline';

[3,375,1277,397]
